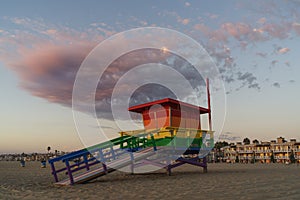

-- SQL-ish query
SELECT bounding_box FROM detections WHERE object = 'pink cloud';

[45,29,57,35]
[193,20,295,49]
[209,29,228,44]
[261,23,291,39]
[3,41,175,118]
[292,23,300,35]
[193,23,211,36]
[277,47,290,54]
[257,18,267,24]
[222,22,251,39]
[185,2,191,7]
[209,14,219,20]
[178,18,190,25]
[1,25,184,119]
[11,42,95,105]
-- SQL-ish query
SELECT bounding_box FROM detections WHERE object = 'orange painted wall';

[142,104,201,130]
[142,105,170,129]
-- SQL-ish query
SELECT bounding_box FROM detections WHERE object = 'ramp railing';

[48,133,157,184]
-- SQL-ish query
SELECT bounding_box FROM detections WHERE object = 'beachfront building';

[223,143,238,163]
[237,143,256,163]
[221,137,300,164]
[294,142,300,161]
[252,142,274,163]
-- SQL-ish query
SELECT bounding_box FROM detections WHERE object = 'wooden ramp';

[54,147,156,186]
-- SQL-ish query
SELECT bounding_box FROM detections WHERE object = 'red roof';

[128,98,209,113]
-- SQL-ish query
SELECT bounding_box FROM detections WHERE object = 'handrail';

[49,135,140,164]
[48,132,159,184]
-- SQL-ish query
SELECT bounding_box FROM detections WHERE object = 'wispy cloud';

[237,72,260,90]
[185,2,191,7]
[293,22,300,35]
[178,18,190,25]
[219,132,241,141]
[256,52,268,58]
[270,60,279,67]
[272,82,280,88]
[277,47,290,54]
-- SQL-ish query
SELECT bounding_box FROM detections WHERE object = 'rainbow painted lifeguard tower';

[48,80,214,185]
[122,96,213,153]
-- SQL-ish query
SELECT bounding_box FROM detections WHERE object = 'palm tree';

[47,146,51,154]
[243,138,250,145]
[214,141,229,150]
[252,139,259,144]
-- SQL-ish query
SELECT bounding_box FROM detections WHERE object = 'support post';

[166,164,171,176]
[206,78,212,131]
[151,134,157,151]
[83,154,90,171]
[98,149,108,174]
[110,146,116,160]
[129,151,134,174]
[203,157,208,173]
[50,163,58,182]
[65,160,74,185]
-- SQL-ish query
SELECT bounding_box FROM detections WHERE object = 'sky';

[1,0,300,153]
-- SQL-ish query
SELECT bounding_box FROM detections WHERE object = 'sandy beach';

[0,162,299,200]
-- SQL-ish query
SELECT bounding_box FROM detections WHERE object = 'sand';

[0,161,300,200]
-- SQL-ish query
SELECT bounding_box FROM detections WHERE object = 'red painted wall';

[141,104,201,130]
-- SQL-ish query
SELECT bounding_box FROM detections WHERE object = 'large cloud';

[1,32,208,120]
[11,43,94,106]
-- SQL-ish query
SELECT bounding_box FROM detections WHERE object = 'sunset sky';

[1,0,300,153]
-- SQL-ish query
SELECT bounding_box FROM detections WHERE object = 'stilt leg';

[166,165,171,176]
[203,157,208,173]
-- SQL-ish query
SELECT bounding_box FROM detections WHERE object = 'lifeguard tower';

[120,79,214,174]
[48,79,214,185]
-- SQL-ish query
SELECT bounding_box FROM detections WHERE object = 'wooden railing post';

[50,162,58,182]
[110,146,116,160]
[83,154,90,171]
[151,134,157,151]
[98,149,107,173]
[130,151,134,174]
[65,160,74,185]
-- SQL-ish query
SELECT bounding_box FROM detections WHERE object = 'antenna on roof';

[206,78,212,131]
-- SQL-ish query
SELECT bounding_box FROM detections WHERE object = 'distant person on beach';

[20,158,25,167]
[41,157,46,168]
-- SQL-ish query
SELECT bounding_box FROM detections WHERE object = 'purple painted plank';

[65,160,74,185]
[50,163,58,182]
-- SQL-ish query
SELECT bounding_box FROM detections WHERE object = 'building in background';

[221,137,300,164]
